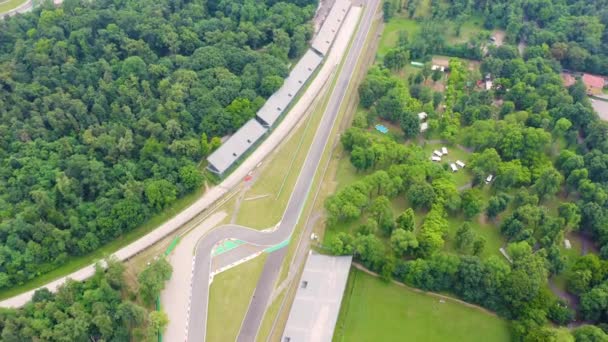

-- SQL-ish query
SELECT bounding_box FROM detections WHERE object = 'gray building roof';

[256,49,323,127]
[311,0,351,56]
[282,253,352,342]
[206,119,267,174]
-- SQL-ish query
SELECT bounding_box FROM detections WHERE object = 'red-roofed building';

[582,73,606,95]
[561,73,576,87]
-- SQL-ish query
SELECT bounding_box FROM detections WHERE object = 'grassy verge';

[0,0,27,13]
[235,81,331,229]
[333,269,511,342]
[0,185,208,300]
[256,291,286,342]
[207,254,268,342]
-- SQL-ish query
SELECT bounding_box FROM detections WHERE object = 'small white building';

[433,150,443,157]
[441,147,448,155]
[418,112,428,121]
[420,122,429,132]
[455,160,465,168]
[485,80,493,90]
[485,174,494,184]
[564,239,572,249]
[450,163,458,172]
[431,156,441,162]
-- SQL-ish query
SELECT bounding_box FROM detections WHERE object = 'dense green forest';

[0,0,316,289]
[391,0,608,75]
[0,258,172,341]
[326,0,608,340]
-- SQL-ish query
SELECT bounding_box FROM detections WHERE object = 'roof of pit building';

[281,253,352,342]
[311,0,352,56]
[255,49,323,127]
[206,119,267,174]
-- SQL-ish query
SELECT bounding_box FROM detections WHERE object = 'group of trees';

[0,258,172,341]
[388,0,608,75]
[328,128,489,260]
[0,0,317,288]
[443,0,608,75]
[326,2,608,337]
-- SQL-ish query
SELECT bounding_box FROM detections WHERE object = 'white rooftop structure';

[256,49,323,127]
[431,156,441,162]
[450,163,458,172]
[311,0,351,55]
[418,112,428,121]
[485,174,494,183]
[564,239,572,249]
[441,146,448,155]
[455,160,465,168]
[206,119,267,174]
[420,122,429,132]
[433,150,443,157]
[282,253,352,342]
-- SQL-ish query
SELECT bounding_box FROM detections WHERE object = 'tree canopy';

[0,0,316,289]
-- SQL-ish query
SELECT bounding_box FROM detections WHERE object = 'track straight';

[236,1,380,341]
[186,1,379,341]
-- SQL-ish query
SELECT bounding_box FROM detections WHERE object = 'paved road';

[186,2,377,341]
[236,3,377,341]
[0,0,33,17]
[0,0,342,309]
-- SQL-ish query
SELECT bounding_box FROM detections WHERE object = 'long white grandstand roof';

[206,119,267,174]
[311,0,351,56]
[256,49,323,127]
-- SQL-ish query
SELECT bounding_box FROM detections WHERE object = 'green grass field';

[0,0,27,13]
[378,17,420,57]
[333,269,511,342]
[207,254,267,342]
[443,216,505,260]
[447,17,485,44]
[421,142,472,188]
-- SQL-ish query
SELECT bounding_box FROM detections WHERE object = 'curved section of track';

[186,1,378,341]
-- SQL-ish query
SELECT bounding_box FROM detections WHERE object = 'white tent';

[420,122,429,132]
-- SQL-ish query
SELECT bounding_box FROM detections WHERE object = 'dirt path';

[548,277,579,310]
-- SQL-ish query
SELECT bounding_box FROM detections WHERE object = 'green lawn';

[207,254,267,342]
[421,142,473,188]
[334,149,370,191]
[444,216,505,260]
[333,269,511,342]
[447,17,485,44]
[0,0,27,13]
[378,17,420,57]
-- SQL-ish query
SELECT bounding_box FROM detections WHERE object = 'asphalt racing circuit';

[186,0,379,341]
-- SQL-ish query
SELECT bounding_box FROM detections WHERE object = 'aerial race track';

[185,0,379,341]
